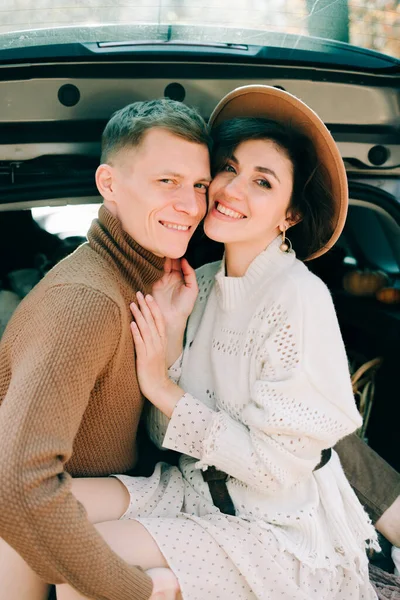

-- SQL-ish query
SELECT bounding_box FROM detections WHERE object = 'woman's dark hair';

[211,117,336,260]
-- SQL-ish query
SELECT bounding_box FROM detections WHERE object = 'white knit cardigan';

[148,236,378,573]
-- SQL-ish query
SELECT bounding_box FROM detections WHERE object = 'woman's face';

[204,138,294,251]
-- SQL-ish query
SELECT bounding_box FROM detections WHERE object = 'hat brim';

[208,85,348,260]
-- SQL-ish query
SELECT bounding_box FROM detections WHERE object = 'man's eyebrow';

[155,172,212,182]
[154,171,183,178]
[230,154,281,184]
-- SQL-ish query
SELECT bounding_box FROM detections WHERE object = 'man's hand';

[146,567,182,600]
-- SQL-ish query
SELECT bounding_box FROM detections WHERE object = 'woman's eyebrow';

[254,166,280,184]
[230,154,280,184]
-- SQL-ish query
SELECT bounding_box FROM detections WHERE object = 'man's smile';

[159,220,192,232]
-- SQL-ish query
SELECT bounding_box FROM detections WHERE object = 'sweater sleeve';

[163,277,362,495]
[146,354,183,449]
[0,284,152,600]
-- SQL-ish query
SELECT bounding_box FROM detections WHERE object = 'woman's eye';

[223,164,236,174]
[256,179,271,189]
[160,178,174,184]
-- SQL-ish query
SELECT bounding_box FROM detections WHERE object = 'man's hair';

[101,98,211,163]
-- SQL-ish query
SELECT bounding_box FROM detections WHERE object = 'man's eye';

[160,179,174,184]
[256,179,271,189]
[194,183,209,192]
[223,164,236,174]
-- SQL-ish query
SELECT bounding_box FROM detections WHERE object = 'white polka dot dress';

[116,461,376,599]
[115,238,378,599]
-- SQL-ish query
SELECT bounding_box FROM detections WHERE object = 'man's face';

[98,128,211,258]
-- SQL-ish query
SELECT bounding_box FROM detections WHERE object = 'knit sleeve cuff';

[162,393,215,458]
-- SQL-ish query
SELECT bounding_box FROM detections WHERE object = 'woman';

[54,85,379,600]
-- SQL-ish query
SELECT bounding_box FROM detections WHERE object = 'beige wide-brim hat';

[208,85,348,260]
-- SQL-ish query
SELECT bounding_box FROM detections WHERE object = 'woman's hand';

[151,258,198,366]
[130,292,184,417]
[152,257,198,324]
[146,567,182,600]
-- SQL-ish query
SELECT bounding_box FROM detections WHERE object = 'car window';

[0,1,398,58]
[32,205,100,239]
[344,204,400,274]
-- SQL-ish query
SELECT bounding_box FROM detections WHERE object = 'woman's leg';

[335,433,400,544]
[0,477,130,600]
[0,536,49,600]
[56,520,181,600]
[70,476,130,523]
[376,496,400,547]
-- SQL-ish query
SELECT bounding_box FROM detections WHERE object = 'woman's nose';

[222,175,246,201]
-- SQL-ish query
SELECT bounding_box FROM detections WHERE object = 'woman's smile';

[211,200,247,221]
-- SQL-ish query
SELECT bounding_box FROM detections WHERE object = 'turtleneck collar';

[215,235,296,311]
[87,205,165,291]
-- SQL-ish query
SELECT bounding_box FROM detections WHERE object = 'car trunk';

[0,28,399,471]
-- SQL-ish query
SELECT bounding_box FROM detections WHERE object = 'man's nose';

[174,188,205,218]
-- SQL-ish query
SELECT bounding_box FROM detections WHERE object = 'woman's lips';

[210,201,247,221]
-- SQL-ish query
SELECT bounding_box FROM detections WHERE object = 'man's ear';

[95,164,116,203]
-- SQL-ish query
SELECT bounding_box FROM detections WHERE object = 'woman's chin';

[203,223,229,244]
[204,217,234,244]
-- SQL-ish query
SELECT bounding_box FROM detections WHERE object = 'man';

[0,98,212,600]
[0,97,399,600]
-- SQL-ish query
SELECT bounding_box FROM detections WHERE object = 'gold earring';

[279,229,292,253]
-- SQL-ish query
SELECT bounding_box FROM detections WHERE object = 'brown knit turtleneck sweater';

[0,206,165,600]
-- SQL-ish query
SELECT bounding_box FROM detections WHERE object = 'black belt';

[314,447,332,471]
[202,448,332,516]
[202,466,236,516]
